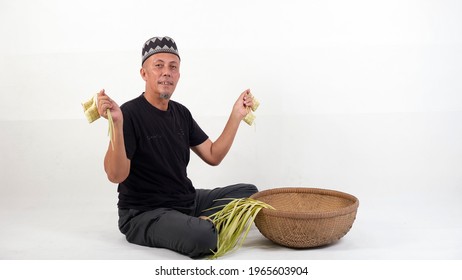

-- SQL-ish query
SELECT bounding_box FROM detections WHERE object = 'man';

[97,36,258,258]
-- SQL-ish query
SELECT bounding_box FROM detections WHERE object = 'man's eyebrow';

[152,59,178,64]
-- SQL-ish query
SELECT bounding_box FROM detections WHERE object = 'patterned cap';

[141,36,180,65]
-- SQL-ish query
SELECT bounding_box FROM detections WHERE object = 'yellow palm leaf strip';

[206,197,274,259]
[107,109,115,150]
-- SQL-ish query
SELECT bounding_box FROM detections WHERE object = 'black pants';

[118,184,258,258]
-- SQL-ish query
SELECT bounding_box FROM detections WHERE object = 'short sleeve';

[189,117,208,147]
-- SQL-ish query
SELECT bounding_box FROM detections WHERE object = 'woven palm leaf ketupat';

[243,93,259,126]
[250,187,359,248]
[82,94,115,150]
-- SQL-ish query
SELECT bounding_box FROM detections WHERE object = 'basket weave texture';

[250,187,359,248]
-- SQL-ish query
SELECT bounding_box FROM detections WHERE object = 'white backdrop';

[0,0,461,260]
[1,0,461,119]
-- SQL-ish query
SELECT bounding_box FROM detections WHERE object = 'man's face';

[141,53,180,100]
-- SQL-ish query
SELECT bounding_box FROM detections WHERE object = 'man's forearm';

[104,122,130,183]
[210,113,241,165]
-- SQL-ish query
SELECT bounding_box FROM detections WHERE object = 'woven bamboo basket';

[250,187,359,248]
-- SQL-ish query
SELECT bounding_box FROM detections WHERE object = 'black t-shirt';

[117,94,208,213]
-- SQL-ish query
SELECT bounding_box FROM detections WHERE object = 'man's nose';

[162,67,171,76]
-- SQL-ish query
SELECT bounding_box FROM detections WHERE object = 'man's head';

[140,36,181,101]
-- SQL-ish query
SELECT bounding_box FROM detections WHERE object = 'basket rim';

[250,187,359,219]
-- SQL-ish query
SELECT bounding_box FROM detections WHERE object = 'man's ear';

[140,67,147,81]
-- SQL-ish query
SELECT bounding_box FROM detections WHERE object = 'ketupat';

[82,94,100,123]
[243,111,256,126]
[251,95,260,112]
[82,94,115,150]
[243,93,260,126]
[205,197,274,259]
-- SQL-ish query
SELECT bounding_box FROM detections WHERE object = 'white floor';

[1,117,461,260]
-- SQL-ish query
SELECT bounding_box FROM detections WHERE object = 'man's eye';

[155,64,163,68]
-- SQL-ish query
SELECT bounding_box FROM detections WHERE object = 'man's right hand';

[97,89,123,124]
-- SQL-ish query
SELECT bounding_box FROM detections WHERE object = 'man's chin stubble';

[159,93,171,100]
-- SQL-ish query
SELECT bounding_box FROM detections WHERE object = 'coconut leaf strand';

[206,197,274,259]
[107,109,115,150]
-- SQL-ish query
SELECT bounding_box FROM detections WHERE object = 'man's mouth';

[159,81,173,86]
